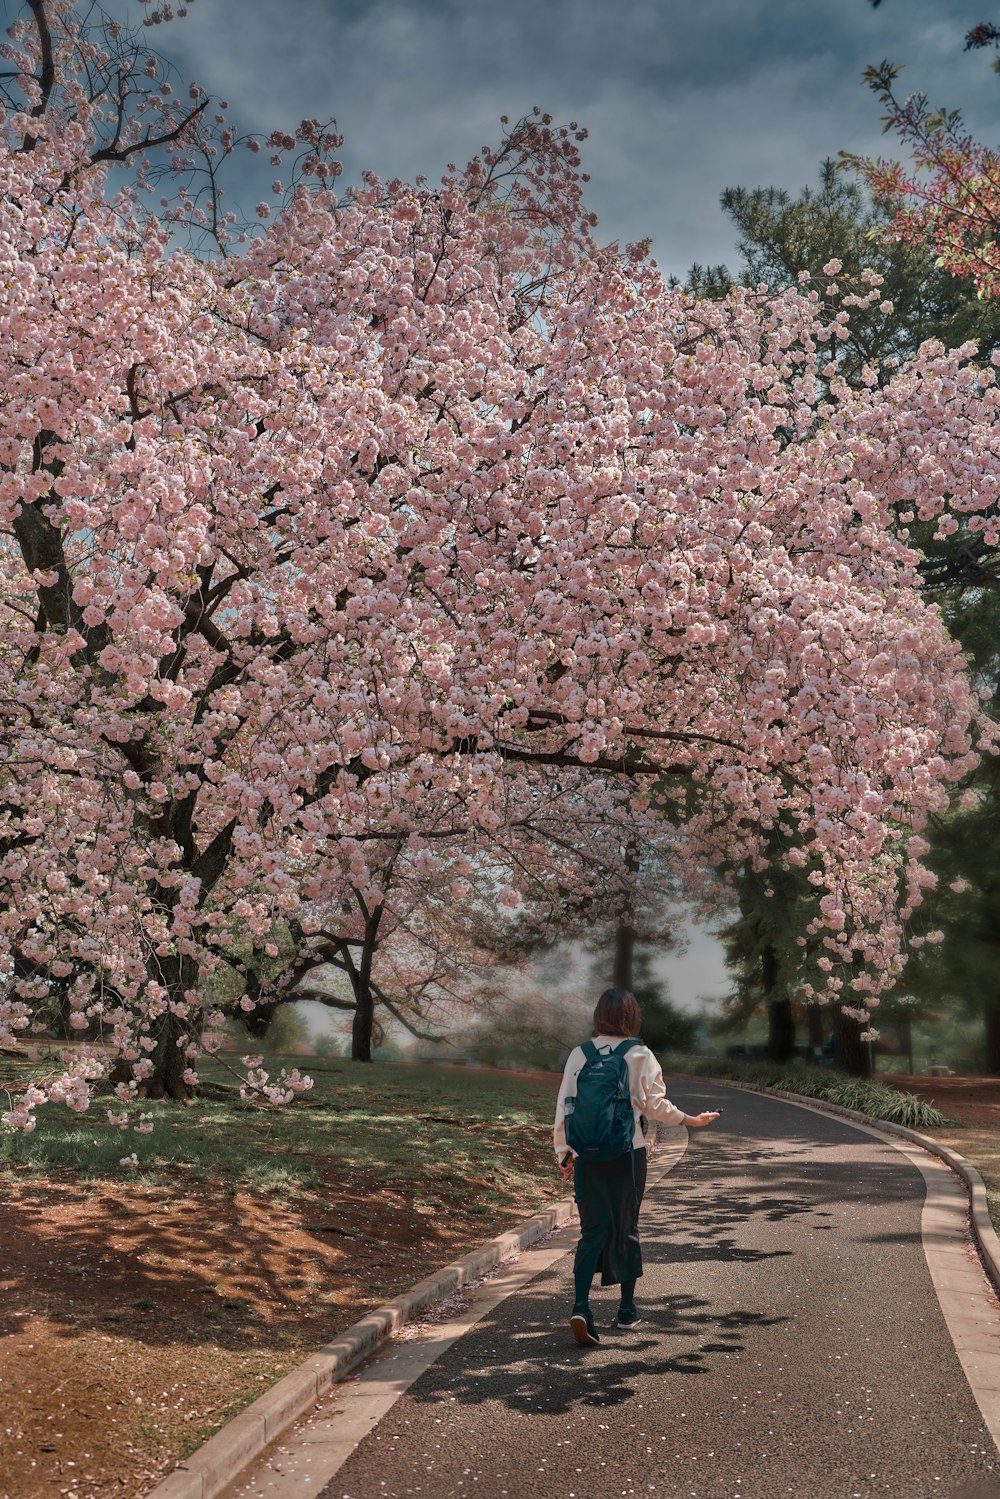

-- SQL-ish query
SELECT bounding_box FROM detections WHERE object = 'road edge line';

[144,1134,687,1499]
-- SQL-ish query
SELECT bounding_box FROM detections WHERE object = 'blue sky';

[102,0,1000,277]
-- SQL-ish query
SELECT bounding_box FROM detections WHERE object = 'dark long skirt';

[573,1146,647,1288]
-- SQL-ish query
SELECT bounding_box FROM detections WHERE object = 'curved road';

[242,1084,1000,1499]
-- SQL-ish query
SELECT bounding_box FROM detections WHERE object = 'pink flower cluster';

[0,8,997,1124]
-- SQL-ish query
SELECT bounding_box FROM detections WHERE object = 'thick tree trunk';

[833,1008,871,1078]
[351,978,375,1062]
[613,920,635,993]
[350,901,384,1062]
[767,999,796,1062]
[985,1001,1000,1076]
[145,1009,192,1099]
[806,1003,825,1056]
[762,943,795,1062]
[142,954,195,1100]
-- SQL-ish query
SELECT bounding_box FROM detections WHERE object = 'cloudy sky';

[105,0,1000,277]
[60,0,1000,1014]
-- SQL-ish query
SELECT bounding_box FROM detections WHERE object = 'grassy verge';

[0,1055,561,1201]
[0,1057,564,1499]
[929,1127,1000,1239]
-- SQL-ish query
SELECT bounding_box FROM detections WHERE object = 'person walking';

[553,986,720,1346]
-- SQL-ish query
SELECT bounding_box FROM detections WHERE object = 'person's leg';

[573,1234,604,1315]
[618,1148,647,1325]
[617,1276,640,1323]
[571,1160,606,1344]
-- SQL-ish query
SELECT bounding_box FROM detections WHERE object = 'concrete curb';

[143,1197,578,1499]
[697,1076,1000,1294]
[145,1134,686,1499]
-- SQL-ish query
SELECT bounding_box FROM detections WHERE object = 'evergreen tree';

[630,950,698,1059]
[688,160,1000,379]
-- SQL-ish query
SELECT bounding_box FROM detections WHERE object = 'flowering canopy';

[1,2,997,1125]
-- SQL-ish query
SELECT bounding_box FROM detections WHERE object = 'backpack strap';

[581,1039,600,1063]
[613,1036,641,1056]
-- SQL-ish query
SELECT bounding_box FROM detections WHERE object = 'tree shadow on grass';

[0,1174,455,1351]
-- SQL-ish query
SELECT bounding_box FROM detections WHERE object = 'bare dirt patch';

[0,1063,564,1499]
[881,1073,1000,1131]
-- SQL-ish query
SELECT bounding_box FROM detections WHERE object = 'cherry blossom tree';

[231,774,682,1061]
[1,0,997,1131]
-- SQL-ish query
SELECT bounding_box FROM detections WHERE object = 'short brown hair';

[592,987,642,1038]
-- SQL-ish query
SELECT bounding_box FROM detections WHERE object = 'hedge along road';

[227,1083,1000,1499]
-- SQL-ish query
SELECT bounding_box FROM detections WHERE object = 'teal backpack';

[564,1037,640,1161]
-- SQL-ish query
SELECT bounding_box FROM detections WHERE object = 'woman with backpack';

[553,986,720,1346]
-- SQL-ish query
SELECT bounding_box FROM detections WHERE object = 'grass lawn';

[0,1056,563,1499]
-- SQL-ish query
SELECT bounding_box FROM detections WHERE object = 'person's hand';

[687,1111,721,1127]
[558,1156,575,1181]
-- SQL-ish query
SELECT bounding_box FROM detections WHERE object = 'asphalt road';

[322,1082,1000,1499]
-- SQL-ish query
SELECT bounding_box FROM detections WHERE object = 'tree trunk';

[350,901,384,1062]
[898,1012,915,1076]
[145,1009,192,1099]
[806,1003,825,1056]
[142,954,195,1100]
[833,1008,871,1078]
[762,943,795,1063]
[985,1001,1000,1075]
[613,919,635,992]
[351,978,375,1062]
[767,998,796,1062]
[240,1000,278,1039]
[614,841,640,993]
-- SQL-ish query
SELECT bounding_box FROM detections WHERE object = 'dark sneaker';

[617,1305,641,1327]
[570,1311,601,1345]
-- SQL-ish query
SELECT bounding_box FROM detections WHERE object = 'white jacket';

[553,1034,686,1159]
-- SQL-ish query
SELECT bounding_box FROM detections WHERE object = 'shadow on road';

[400,1281,791,1414]
[398,1110,923,1419]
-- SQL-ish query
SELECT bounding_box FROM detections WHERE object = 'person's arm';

[553,1049,582,1167]
[635,1049,719,1129]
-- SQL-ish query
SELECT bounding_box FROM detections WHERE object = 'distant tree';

[629,951,698,1058]
[693,159,1000,379]
[583,943,696,1057]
